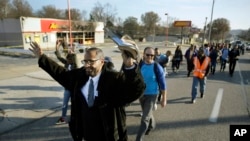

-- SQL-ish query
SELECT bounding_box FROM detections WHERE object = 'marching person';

[164,50,172,77]
[54,40,78,124]
[190,48,210,104]
[154,47,168,74]
[29,42,145,141]
[184,44,197,77]
[172,45,183,73]
[220,44,229,72]
[209,46,218,75]
[228,45,240,77]
[136,47,167,141]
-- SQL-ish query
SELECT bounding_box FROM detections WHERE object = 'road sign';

[173,21,192,27]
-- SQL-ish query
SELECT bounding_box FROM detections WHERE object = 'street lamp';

[165,13,168,47]
[208,0,215,44]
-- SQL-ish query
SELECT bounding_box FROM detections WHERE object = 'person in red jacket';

[191,47,210,104]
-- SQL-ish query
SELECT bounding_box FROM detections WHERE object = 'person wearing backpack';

[136,47,167,141]
[154,48,169,77]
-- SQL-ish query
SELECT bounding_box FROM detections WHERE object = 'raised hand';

[56,40,61,51]
[29,42,43,58]
[121,50,135,68]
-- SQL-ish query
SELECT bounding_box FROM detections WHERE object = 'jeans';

[62,89,71,118]
[136,95,158,141]
[191,77,207,100]
[220,58,227,71]
[210,60,217,74]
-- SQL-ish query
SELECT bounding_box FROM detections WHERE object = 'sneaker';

[153,103,157,111]
[191,99,196,104]
[139,113,143,117]
[56,117,66,125]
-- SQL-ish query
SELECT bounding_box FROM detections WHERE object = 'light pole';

[67,0,72,50]
[202,17,208,46]
[208,0,215,44]
[165,13,168,47]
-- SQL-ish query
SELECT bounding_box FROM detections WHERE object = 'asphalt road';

[0,44,250,141]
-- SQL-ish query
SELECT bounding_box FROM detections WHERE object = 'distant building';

[0,17,104,50]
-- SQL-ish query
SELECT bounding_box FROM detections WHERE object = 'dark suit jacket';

[38,54,145,141]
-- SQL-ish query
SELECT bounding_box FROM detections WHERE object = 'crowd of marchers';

[28,39,242,141]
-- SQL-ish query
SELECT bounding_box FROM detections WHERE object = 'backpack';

[139,60,160,86]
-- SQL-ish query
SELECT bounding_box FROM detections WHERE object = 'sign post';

[173,21,192,44]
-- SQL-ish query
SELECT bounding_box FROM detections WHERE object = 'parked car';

[246,43,250,51]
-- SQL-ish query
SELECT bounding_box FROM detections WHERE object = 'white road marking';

[209,88,224,123]
[237,64,248,108]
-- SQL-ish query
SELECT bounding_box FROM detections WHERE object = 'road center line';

[209,88,224,123]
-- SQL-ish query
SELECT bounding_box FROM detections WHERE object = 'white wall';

[20,17,41,32]
[94,22,104,43]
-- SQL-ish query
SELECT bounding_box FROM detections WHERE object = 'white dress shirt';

[81,72,101,103]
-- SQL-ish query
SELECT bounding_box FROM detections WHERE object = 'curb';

[0,51,35,58]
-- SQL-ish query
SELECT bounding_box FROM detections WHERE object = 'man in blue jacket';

[136,47,167,141]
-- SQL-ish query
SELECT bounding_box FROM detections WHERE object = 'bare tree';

[81,10,87,21]
[65,8,82,21]
[8,0,33,18]
[115,17,124,33]
[141,11,161,36]
[208,18,230,42]
[123,16,139,38]
[238,28,250,41]
[0,0,11,18]
[35,5,64,19]
[89,2,117,25]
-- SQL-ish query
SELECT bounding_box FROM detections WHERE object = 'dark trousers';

[186,60,194,76]
[229,59,237,76]
[172,60,181,70]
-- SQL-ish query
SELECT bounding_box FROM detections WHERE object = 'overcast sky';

[27,0,250,30]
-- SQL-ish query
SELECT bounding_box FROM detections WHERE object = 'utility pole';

[165,13,169,47]
[202,17,208,47]
[208,0,215,44]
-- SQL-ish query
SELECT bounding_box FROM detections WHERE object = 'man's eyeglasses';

[145,54,155,57]
[81,59,99,65]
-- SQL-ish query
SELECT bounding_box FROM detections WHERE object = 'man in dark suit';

[29,42,145,141]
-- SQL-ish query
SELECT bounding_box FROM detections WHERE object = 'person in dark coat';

[29,42,145,141]
[209,46,218,75]
[172,45,183,73]
[228,45,240,77]
[184,45,197,77]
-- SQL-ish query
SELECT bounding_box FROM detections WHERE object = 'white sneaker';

[153,103,157,110]
[165,71,168,77]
